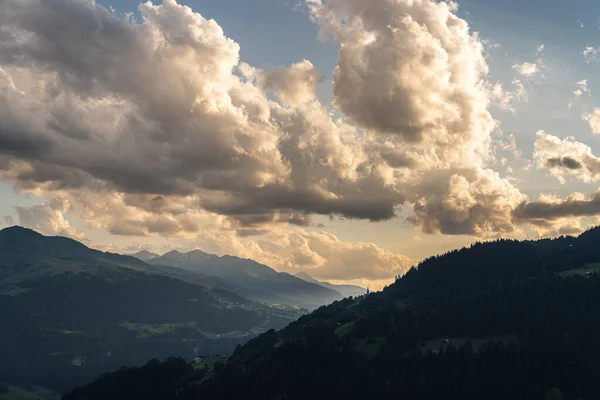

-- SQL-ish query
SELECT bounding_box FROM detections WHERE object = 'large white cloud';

[0,0,406,227]
[306,0,494,165]
[0,0,597,282]
[0,0,519,236]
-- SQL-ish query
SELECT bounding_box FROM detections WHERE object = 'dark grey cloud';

[546,157,583,170]
[513,193,600,221]
[535,131,600,183]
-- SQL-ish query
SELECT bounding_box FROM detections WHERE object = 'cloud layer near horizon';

[1,0,600,283]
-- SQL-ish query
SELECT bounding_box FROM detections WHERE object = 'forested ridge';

[65,228,600,399]
[0,226,301,394]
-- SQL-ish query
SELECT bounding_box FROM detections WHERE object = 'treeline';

[0,272,272,393]
[190,274,600,399]
[65,228,600,399]
[63,357,205,400]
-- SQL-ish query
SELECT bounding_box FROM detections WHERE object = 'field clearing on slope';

[558,263,600,278]
[0,384,60,400]
[119,321,197,338]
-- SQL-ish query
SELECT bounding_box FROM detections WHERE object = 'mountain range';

[130,250,160,262]
[133,249,365,309]
[0,226,303,394]
[0,226,366,396]
[66,227,600,400]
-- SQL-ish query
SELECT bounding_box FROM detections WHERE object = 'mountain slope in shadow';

[0,226,302,394]
[146,251,344,309]
[294,271,366,298]
[67,226,600,400]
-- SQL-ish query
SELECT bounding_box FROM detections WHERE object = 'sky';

[4,0,600,289]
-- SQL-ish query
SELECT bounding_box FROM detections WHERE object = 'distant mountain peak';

[154,249,217,263]
[185,249,214,260]
[160,250,184,260]
[187,249,210,256]
[131,250,160,262]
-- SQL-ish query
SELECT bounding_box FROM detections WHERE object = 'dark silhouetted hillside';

[0,227,302,394]
[67,227,600,400]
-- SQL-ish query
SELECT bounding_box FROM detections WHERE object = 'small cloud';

[569,79,591,109]
[512,62,539,77]
[583,46,599,63]
[573,80,591,97]
[512,45,546,79]
[491,79,527,113]
[536,44,545,56]
[482,39,501,50]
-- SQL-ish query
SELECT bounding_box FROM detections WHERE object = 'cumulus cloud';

[0,0,526,240]
[583,109,600,134]
[301,0,536,235]
[259,60,325,105]
[14,197,83,239]
[0,0,596,276]
[238,229,415,281]
[534,131,600,183]
[305,0,495,163]
[408,168,526,236]
[0,0,404,227]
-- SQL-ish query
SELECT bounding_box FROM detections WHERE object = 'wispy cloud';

[583,46,599,63]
